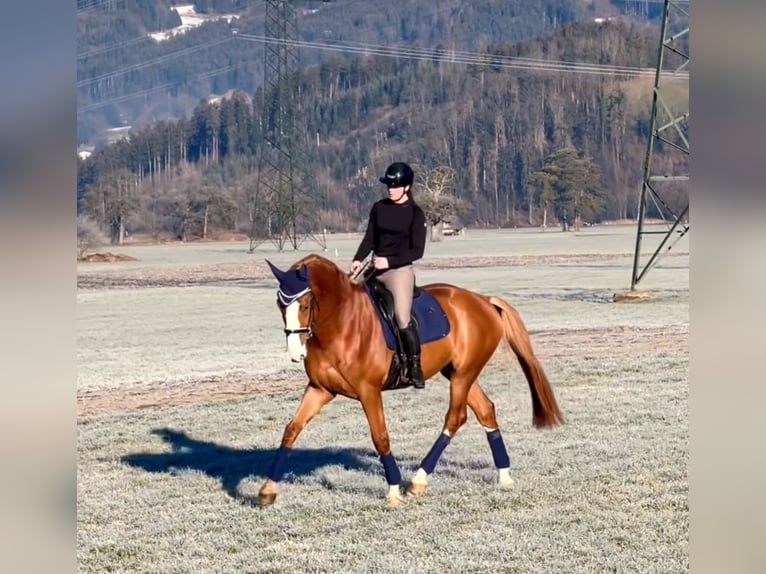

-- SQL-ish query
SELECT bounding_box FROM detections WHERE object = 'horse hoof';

[386,496,403,507]
[259,492,277,507]
[407,482,427,497]
[259,492,277,506]
[498,468,514,490]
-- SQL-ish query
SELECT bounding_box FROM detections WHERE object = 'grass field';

[77,224,689,573]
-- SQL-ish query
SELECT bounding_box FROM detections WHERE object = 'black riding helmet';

[379,162,414,188]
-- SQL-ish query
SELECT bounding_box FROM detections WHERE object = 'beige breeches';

[376,265,415,329]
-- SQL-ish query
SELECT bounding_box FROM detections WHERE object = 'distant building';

[442,217,465,236]
[149,4,241,42]
[207,89,253,106]
[77,146,95,160]
[105,126,132,144]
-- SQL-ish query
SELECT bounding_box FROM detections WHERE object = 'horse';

[260,254,563,506]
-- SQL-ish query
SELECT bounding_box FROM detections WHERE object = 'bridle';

[278,287,317,339]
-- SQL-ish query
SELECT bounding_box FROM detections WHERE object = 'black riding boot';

[400,321,425,389]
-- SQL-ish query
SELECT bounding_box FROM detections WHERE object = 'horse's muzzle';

[286,333,308,363]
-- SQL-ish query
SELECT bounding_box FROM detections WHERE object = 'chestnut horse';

[260,254,562,506]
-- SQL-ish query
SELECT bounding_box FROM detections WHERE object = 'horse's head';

[266,255,352,362]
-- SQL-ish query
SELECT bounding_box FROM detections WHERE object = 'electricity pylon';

[249,0,327,252]
[630,0,689,290]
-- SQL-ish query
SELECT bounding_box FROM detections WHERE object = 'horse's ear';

[265,259,286,282]
[297,265,309,282]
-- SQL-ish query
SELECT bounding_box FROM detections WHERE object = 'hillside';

[78,0,615,144]
[77,16,688,243]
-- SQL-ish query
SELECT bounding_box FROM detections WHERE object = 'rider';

[350,162,428,389]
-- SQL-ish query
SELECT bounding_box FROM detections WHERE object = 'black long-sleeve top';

[353,197,427,269]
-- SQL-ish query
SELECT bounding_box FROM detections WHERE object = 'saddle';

[366,277,422,335]
[364,277,451,391]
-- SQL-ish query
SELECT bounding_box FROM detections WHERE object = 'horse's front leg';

[359,390,403,506]
[407,375,473,497]
[258,382,335,506]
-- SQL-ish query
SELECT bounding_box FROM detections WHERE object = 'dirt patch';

[421,253,638,269]
[531,325,687,360]
[77,262,270,290]
[77,326,687,418]
[613,290,654,302]
[78,252,138,263]
[78,370,299,418]
[202,231,250,242]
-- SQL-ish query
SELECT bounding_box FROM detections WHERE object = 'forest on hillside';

[77,16,689,246]
[77,0,610,144]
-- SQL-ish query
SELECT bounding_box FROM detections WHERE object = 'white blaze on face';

[284,300,307,362]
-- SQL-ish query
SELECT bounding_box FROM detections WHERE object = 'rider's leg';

[399,319,425,388]
[378,266,425,388]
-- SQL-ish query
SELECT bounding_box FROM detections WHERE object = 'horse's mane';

[290,254,360,300]
[290,253,339,272]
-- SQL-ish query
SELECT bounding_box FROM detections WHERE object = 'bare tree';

[413,165,463,242]
[77,215,107,257]
[164,162,203,241]
[82,169,138,244]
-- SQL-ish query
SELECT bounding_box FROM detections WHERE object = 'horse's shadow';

[121,428,379,503]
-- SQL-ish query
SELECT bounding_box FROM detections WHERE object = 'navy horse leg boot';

[400,321,425,389]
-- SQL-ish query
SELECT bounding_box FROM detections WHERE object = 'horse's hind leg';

[465,382,514,489]
[408,378,513,495]
[258,382,334,506]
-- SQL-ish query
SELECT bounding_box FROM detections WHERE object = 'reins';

[348,255,375,285]
[283,256,372,341]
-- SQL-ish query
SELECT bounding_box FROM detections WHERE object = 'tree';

[199,166,239,238]
[163,162,204,241]
[77,215,107,257]
[82,169,139,244]
[537,148,605,231]
[529,170,558,230]
[412,165,463,241]
[77,18,673,233]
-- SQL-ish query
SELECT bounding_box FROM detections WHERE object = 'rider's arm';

[353,204,376,262]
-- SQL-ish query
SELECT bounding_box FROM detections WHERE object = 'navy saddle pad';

[364,282,451,351]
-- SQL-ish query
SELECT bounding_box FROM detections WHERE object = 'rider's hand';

[373,256,389,270]
[350,260,363,274]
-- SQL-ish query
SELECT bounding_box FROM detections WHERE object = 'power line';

[78,28,688,115]
[77,12,688,120]
[235,33,688,80]
[78,35,152,60]
[77,37,233,88]
[77,0,112,15]
[77,65,234,113]
[340,36,686,77]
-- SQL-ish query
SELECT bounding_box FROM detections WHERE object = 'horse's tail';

[488,296,563,429]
